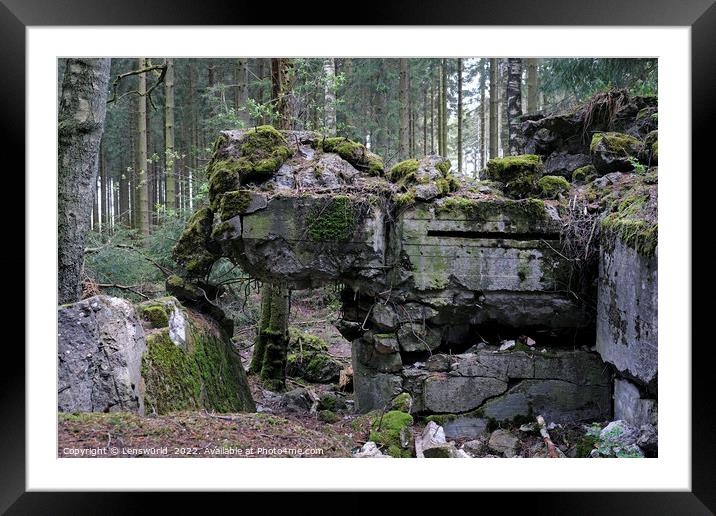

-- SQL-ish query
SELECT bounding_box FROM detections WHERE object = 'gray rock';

[414,183,440,201]
[397,323,441,353]
[461,440,484,457]
[488,429,520,457]
[423,375,507,413]
[443,416,489,440]
[590,132,645,174]
[374,334,399,354]
[278,388,313,412]
[593,420,644,458]
[354,441,390,458]
[58,296,146,414]
[596,233,658,384]
[481,379,611,423]
[544,152,592,178]
[614,378,657,427]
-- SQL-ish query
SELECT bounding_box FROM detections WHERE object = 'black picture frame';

[4,0,711,512]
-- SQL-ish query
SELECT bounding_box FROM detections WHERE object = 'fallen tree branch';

[536,415,560,458]
[95,283,150,300]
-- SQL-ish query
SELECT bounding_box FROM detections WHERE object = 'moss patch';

[369,410,414,458]
[572,165,595,182]
[172,207,218,278]
[141,313,255,416]
[317,137,384,175]
[390,393,413,413]
[538,175,570,199]
[219,190,252,220]
[484,154,544,198]
[387,159,419,183]
[137,303,169,329]
[306,196,357,241]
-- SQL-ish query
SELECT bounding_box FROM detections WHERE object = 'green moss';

[369,410,413,458]
[306,196,357,241]
[387,159,419,183]
[423,413,458,426]
[141,314,255,416]
[318,410,339,423]
[390,393,413,413]
[651,140,658,162]
[484,155,544,198]
[436,159,451,176]
[572,165,595,182]
[317,136,384,175]
[576,433,599,458]
[318,394,337,411]
[393,191,416,208]
[137,304,169,329]
[436,197,549,233]
[219,190,252,220]
[207,160,243,210]
[590,132,643,156]
[172,207,217,278]
[141,330,202,415]
[289,328,328,352]
[538,175,570,199]
[600,185,658,257]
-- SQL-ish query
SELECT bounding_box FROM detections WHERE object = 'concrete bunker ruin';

[173,95,657,427]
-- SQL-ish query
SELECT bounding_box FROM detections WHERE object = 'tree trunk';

[507,58,523,155]
[57,58,111,304]
[398,58,409,161]
[100,142,108,232]
[422,85,428,155]
[500,60,509,157]
[457,58,463,173]
[527,58,539,114]
[250,284,291,392]
[479,59,487,169]
[373,61,388,160]
[236,58,249,126]
[323,58,337,136]
[489,58,499,160]
[430,66,435,153]
[271,58,294,130]
[164,58,176,211]
[137,58,150,239]
[441,58,448,157]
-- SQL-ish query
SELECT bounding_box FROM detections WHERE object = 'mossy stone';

[485,154,544,198]
[369,410,414,458]
[538,175,570,199]
[317,137,384,175]
[306,196,357,241]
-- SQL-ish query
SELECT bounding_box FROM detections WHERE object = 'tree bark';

[323,58,337,136]
[507,58,523,155]
[271,58,294,130]
[527,58,539,114]
[57,58,111,304]
[441,58,448,157]
[398,58,410,161]
[137,58,150,239]
[479,59,487,169]
[457,58,463,173]
[236,58,249,126]
[489,58,499,160]
[250,284,291,392]
[164,58,176,211]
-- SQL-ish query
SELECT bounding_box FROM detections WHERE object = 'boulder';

[483,154,544,198]
[488,429,520,457]
[278,388,314,413]
[590,132,644,174]
[462,440,484,457]
[613,378,657,427]
[353,441,390,458]
[58,296,146,414]
[443,416,489,440]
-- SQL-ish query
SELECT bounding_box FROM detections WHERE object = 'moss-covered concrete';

[141,310,255,415]
[316,136,384,175]
[172,207,218,278]
[484,154,544,198]
[306,195,357,242]
[538,175,570,199]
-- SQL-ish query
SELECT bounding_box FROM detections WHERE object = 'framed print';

[5,0,713,511]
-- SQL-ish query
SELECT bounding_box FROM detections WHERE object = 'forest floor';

[57,288,589,459]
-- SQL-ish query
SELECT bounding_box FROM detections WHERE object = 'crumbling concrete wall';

[174,93,658,424]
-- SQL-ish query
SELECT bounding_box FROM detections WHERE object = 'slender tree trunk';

[479,59,487,169]
[430,66,435,153]
[137,58,150,239]
[271,58,294,130]
[236,58,249,126]
[374,61,388,160]
[457,58,463,173]
[423,85,428,155]
[441,58,448,157]
[100,143,108,232]
[398,58,409,161]
[500,60,509,157]
[57,58,111,304]
[164,58,176,211]
[323,58,337,136]
[507,58,523,155]
[527,58,539,114]
[489,58,499,160]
